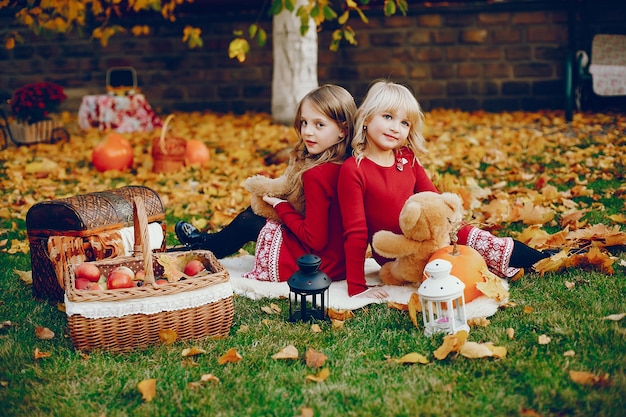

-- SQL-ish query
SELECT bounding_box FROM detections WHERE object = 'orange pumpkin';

[92,132,133,172]
[184,139,210,166]
[427,245,487,303]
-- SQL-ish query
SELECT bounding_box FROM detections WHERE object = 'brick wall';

[0,1,624,115]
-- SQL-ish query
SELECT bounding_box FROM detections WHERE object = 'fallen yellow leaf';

[34,326,55,340]
[218,348,242,365]
[34,348,51,360]
[569,370,610,387]
[137,378,157,402]
[467,317,490,327]
[159,329,178,345]
[14,269,32,285]
[506,328,515,340]
[305,348,328,368]
[182,346,207,357]
[459,341,493,359]
[305,368,330,382]
[327,309,354,321]
[602,313,625,321]
[407,292,421,329]
[538,334,551,345]
[391,352,429,365]
[272,345,299,360]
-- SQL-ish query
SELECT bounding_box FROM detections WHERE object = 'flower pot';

[9,119,64,145]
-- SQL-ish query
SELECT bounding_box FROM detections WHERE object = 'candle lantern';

[418,258,470,337]
[287,254,331,322]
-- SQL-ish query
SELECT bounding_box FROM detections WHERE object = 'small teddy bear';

[371,191,464,286]
[243,153,306,222]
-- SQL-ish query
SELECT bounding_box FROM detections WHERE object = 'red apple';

[184,259,206,276]
[155,279,168,285]
[111,266,135,280]
[75,277,92,290]
[107,271,134,289]
[87,282,105,291]
[135,270,146,281]
[75,263,101,282]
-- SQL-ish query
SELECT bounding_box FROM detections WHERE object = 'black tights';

[509,240,551,268]
[197,206,266,258]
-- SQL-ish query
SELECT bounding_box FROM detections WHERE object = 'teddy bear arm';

[244,174,290,198]
[372,231,425,259]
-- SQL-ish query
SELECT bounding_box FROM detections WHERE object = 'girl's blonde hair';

[288,84,357,199]
[352,79,427,164]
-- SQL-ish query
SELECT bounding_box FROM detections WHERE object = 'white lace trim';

[64,282,233,319]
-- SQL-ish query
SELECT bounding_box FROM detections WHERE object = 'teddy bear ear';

[400,200,422,227]
[441,192,463,211]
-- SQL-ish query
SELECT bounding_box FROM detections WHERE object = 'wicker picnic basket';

[64,197,234,353]
[151,114,186,173]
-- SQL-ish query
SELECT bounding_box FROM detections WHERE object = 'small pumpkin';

[92,132,133,172]
[184,139,210,166]
[427,244,487,303]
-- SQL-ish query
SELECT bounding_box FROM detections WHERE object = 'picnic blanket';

[220,254,507,319]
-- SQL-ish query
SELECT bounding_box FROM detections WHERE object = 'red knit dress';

[243,162,346,282]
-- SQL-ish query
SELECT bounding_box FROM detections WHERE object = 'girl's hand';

[263,195,287,207]
[353,287,389,299]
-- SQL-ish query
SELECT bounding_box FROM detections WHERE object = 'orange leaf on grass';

[182,346,207,357]
[566,246,615,274]
[434,330,469,360]
[327,309,354,321]
[569,370,610,387]
[602,313,626,321]
[389,352,429,365]
[407,292,421,329]
[305,368,330,383]
[272,345,299,360]
[159,329,178,345]
[137,378,157,402]
[475,267,509,302]
[305,348,328,368]
[35,326,55,340]
[218,348,242,364]
[34,348,51,360]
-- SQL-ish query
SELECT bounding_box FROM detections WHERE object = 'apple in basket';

[75,277,92,290]
[74,263,102,282]
[107,267,135,289]
[184,259,206,277]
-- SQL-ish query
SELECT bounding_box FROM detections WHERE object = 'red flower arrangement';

[11,82,67,124]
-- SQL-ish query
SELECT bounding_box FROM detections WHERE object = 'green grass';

[1,250,624,417]
[1,110,625,416]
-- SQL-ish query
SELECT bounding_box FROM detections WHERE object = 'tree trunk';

[271,0,318,125]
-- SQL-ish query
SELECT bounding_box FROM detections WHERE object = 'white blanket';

[220,254,506,319]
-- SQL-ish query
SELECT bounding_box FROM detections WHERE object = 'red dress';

[243,163,346,282]
[338,148,438,295]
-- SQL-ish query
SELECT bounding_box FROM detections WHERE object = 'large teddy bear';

[243,153,306,222]
[371,191,464,286]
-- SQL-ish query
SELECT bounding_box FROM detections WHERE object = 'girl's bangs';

[370,87,421,123]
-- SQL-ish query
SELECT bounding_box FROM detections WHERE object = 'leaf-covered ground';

[0,109,625,274]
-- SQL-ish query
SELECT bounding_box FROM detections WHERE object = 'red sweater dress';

[243,162,346,282]
[338,148,440,295]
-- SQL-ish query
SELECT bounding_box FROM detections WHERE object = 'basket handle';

[158,114,175,155]
[133,196,156,286]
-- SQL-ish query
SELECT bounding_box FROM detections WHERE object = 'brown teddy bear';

[371,191,464,286]
[243,153,306,222]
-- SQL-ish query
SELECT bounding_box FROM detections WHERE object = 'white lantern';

[418,258,470,337]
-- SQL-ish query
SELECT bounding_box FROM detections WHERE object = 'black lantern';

[287,254,331,322]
